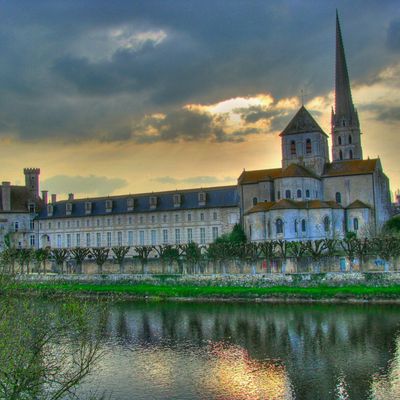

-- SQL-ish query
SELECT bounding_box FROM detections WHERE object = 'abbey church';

[0,14,392,249]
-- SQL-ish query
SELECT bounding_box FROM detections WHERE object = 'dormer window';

[85,201,92,215]
[105,200,112,213]
[127,197,135,211]
[306,139,312,154]
[290,140,296,155]
[66,202,73,216]
[149,196,157,210]
[28,203,35,213]
[47,204,53,217]
[173,194,181,208]
[198,192,206,206]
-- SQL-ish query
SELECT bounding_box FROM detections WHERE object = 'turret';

[24,168,40,199]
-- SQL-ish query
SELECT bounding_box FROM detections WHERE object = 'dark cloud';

[387,19,400,52]
[153,176,235,185]
[0,1,398,142]
[42,175,127,196]
[374,106,400,124]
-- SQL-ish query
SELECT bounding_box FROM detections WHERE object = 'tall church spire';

[331,11,363,162]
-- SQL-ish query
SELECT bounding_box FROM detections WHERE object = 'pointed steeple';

[334,10,359,128]
[331,11,362,162]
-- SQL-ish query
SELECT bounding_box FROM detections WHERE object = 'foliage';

[215,224,246,244]
[91,248,110,274]
[34,248,50,274]
[0,298,106,400]
[383,215,400,234]
[51,249,69,274]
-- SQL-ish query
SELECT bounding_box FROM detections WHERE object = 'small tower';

[24,168,40,199]
[331,11,363,162]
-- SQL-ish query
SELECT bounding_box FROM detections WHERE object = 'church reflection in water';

[83,302,400,400]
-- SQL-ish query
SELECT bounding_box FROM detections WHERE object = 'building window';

[67,221,70,228]
[117,217,121,225]
[339,150,343,160]
[294,219,298,233]
[305,189,310,199]
[213,212,217,220]
[306,138,312,154]
[30,219,34,230]
[57,234,62,248]
[128,216,132,225]
[76,233,80,247]
[86,233,91,247]
[349,149,353,159]
[335,192,342,204]
[276,219,283,234]
[175,229,180,244]
[252,197,258,206]
[29,203,35,213]
[290,140,296,155]
[107,232,112,247]
[86,219,90,227]
[66,234,71,248]
[107,219,111,227]
[140,216,143,224]
[285,190,291,199]
[163,215,167,223]
[175,214,179,223]
[200,228,206,244]
[338,136,342,145]
[128,231,133,246]
[187,213,192,222]
[212,227,219,241]
[349,134,352,144]
[151,215,155,224]
[40,222,43,230]
[267,220,271,237]
[301,219,306,233]
[200,213,204,221]
[96,233,101,247]
[14,221,19,232]
[48,222,51,229]
[187,228,193,242]
[353,218,359,231]
[277,191,281,200]
[76,220,80,228]
[162,229,168,244]
[117,231,123,246]
[139,231,144,246]
[324,216,330,232]
[151,230,157,245]
[57,221,60,229]
[297,189,302,199]
[30,235,35,247]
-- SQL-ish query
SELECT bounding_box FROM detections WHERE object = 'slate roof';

[280,106,328,137]
[246,199,342,214]
[37,185,239,219]
[0,185,40,213]
[346,200,371,209]
[323,159,378,177]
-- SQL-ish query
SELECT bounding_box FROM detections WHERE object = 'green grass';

[5,281,400,300]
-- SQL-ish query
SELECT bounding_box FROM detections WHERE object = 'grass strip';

[5,282,400,299]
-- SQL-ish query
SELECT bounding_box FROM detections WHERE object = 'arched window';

[290,140,296,155]
[301,219,306,232]
[339,150,343,160]
[294,219,298,233]
[285,190,291,199]
[276,218,283,234]
[342,119,346,127]
[338,136,342,145]
[349,149,353,159]
[305,189,310,198]
[297,189,302,198]
[349,134,352,144]
[252,197,258,206]
[323,216,330,232]
[306,138,312,154]
[353,218,359,231]
[335,192,342,204]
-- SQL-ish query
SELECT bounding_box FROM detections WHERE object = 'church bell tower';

[331,12,363,162]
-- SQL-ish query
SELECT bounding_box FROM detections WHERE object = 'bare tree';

[91,248,110,274]
[112,246,130,273]
[51,249,70,274]
[134,246,153,274]
[70,248,91,274]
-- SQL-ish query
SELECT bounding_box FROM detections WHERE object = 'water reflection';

[80,302,400,400]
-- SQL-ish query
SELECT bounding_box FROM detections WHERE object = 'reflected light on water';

[205,342,293,400]
[369,335,400,400]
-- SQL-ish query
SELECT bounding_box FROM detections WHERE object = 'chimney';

[68,193,74,201]
[1,182,11,211]
[51,194,57,203]
[42,190,48,205]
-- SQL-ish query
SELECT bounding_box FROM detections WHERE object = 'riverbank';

[4,275,400,303]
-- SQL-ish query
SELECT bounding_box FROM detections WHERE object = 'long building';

[0,13,393,250]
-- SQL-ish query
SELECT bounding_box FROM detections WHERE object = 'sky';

[1,0,400,199]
